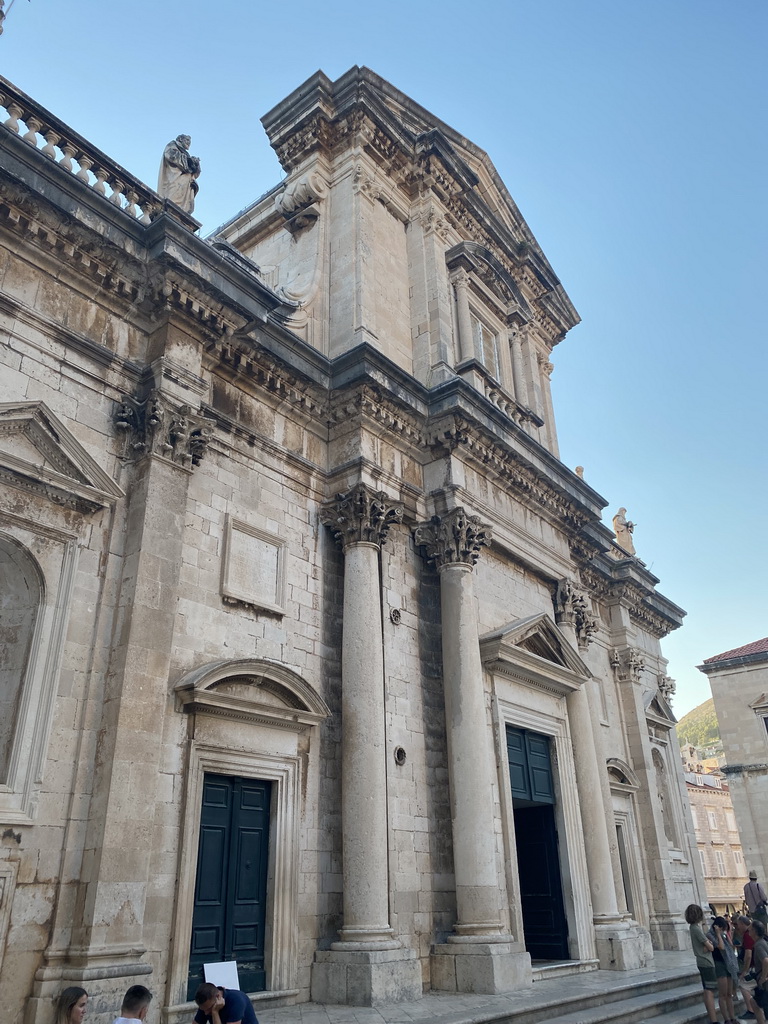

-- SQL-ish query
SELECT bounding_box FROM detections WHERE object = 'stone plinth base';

[25,948,152,1024]
[311,946,422,1005]
[594,920,654,970]
[431,941,531,994]
[649,915,693,951]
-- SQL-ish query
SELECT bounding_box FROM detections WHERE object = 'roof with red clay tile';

[703,637,768,664]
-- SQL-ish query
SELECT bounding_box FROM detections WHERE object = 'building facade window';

[707,808,718,830]
[470,311,501,380]
[714,850,726,877]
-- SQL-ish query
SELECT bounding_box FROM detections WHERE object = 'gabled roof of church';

[253,66,579,340]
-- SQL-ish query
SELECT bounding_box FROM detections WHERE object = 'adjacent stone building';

[699,638,768,886]
[681,747,745,913]
[0,67,703,1023]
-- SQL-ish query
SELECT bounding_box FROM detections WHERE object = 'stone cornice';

[698,650,768,675]
[574,550,686,639]
[721,763,768,776]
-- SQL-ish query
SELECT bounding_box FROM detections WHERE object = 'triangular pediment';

[645,688,677,728]
[480,613,590,694]
[749,692,768,714]
[0,402,123,512]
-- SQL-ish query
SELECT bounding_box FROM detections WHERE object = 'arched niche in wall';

[0,535,43,784]
[0,401,123,823]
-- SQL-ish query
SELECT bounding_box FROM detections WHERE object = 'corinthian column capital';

[321,483,403,551]
[413,507,491,569]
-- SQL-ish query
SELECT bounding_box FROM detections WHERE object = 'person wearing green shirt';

[686,904,719,1024]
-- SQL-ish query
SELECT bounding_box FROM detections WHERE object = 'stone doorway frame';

[495,693,597,966]
[164,659,330,1022]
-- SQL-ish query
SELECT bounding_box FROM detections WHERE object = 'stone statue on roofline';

[157,134,200,213]
[612,507,636,555]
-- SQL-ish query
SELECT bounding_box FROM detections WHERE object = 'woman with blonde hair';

[54,987,88,1024]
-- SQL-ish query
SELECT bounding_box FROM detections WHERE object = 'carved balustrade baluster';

[139,200,158,226]
[124,190,138,218]
[41,130,60,159]
[22,115,42,145]
[75,154,93,183]
[4,101,22,132]
[59,141,77,172]
[109,179,125,207]
[93,167,109,195]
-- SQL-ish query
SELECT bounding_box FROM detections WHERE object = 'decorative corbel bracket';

[554,578,597,651]
[610,646,646,683]
[114,388,215,469]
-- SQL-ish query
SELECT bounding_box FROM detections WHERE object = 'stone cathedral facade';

[0,67,703,1022]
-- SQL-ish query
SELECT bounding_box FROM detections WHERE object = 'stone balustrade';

[0,74,169,226]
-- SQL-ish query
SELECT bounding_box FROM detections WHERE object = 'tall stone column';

[509,330,529,408]
[415,508,530,994]
[452,268,476,363]
[312,484,421,1005]
[537,355,560,457]
[555,581,652,969]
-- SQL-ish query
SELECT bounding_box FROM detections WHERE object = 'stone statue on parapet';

[612,507,636,555]
[157,134,200,213]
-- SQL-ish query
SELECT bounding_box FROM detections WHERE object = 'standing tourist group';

[686,869,768,1024]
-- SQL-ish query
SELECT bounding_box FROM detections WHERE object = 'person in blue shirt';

[193,984,258,1024]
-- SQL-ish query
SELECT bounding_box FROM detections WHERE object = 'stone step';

[524,983,704,1024]
[499,970,704,1024]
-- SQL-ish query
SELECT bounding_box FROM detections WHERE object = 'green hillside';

[676,698,720,749]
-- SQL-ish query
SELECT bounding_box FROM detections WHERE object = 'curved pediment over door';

[174,658,331,731]
[479,612,591,694]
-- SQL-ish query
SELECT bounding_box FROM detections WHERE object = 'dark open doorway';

[507,726,569,961]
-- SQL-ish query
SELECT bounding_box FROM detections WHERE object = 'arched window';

[0,535,43,784]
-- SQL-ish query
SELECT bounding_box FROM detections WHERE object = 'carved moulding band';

[413,506,491,568]
[321,482,403,550]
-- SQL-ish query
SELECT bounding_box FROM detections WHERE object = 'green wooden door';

[187,775,271,998]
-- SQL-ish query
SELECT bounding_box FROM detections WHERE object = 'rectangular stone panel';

[221,515,286,615]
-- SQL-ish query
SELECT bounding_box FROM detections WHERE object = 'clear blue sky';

[2,0,765,718]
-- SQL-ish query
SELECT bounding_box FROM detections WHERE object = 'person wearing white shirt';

[112,985,153,1024]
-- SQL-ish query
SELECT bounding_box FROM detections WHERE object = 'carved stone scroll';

[321,483,403,551]
[610,647,646,683]
[114,389,214,469]
[555,578,597,651]
[413,507,491,569]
